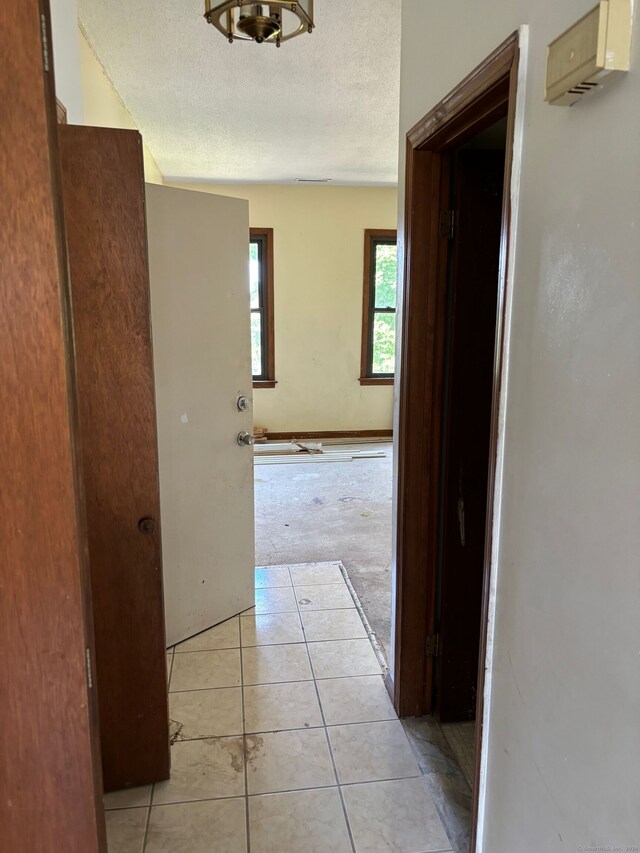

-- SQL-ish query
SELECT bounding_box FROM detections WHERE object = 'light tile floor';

[105,561,453,853]
[441,722,476,788]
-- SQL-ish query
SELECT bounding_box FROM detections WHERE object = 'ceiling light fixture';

[204,2,314,47]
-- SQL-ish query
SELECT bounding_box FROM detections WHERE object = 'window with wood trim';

[249,228,275,388]
[360,229,397,385]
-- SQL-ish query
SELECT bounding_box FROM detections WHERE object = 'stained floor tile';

[301,608,368,642]
[242,643,312,685]
[244,681,323,733]
[174,616,240,652]
[115,563,453,853]
[146,798,247,853]
[307,638,381,679]
[317,675,396,725]
[170,649,241,692]
[105,808,147,853]
[169,687,243,740]
[245,728,335,795]
[342,777,452,852]
[295,583,355,611]
[153,737,245,804]
[328,720,421,784]
[240,612,304,646]
[249,788,352,853]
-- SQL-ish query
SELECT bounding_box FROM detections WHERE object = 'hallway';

[105,563,452,852]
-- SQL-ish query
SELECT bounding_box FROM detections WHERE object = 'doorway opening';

[254,437,395,663]
[436,117,507,780]
[393,32,520,851]
[249,201,398,667]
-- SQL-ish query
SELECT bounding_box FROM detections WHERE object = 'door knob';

[237,431,255,447]
[138,517,156,534]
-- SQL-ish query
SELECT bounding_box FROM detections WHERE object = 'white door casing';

[145,184,255,647]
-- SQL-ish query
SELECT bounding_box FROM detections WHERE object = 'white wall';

[397,3,640,852]
[49,0,162,183]
[167,183,398,433]
[50,0,83,123]
[78,31,162,183]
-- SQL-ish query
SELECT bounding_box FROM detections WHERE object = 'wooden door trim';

[391,30,520,851]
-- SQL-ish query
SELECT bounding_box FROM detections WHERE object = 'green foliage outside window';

[371,242,397,375]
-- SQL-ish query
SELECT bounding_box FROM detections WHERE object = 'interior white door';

[145,184,255,647]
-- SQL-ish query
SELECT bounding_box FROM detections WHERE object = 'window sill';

[253,380,277,389]
[359,377,394,386]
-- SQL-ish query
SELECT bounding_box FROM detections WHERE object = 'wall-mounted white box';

[545,0,632,105]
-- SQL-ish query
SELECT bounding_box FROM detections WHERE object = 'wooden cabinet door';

[59,125,170,790]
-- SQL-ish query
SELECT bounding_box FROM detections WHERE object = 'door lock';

[237,431,255,447]
[138,517,156,534]
[236,395,250,412]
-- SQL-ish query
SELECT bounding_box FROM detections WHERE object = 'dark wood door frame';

[390,30,520,850]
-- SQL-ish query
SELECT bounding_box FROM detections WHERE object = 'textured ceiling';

[78,1,401,184]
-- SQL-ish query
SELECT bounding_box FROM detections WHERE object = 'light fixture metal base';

[204,1,314,45]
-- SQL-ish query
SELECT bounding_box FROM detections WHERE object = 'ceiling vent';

[545,0,631,106]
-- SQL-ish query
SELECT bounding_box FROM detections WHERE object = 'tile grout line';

[267,565,351,848]
[160,713,401,746]
[141,788,153,852]
[302,595,357,853]
[238,613,252,853]
[172,631,372,655]
[126,769,428,811]
[141,647,174,850]
[169,666,381,693]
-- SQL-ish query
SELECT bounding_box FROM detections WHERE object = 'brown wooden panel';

[437,150,505,722]
[59,125,170,791]
[0,2,105,850]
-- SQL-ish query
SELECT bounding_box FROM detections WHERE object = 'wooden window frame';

[359,229,398,386]
[250,227,276,389]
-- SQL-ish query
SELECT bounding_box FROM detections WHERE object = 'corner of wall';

[77,26,164,184]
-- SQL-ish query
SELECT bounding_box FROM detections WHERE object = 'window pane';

[372,312,396,375]
[251,312,263,376]
[374,243,397,309]
[250,241,260,309]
